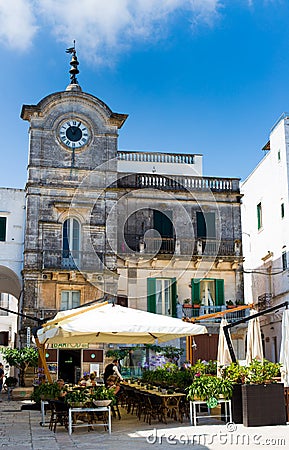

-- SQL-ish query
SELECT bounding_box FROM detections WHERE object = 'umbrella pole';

[35,337,52,383]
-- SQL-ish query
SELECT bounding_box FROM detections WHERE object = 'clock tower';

[20,47,127,354]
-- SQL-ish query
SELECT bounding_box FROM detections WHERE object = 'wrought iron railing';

[182,305,250,322]
[120,235,238,257]
[42,250,104,271]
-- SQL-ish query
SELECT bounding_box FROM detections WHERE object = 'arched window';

[62,218,80,266]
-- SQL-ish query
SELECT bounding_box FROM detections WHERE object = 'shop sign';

[50,343,89,349]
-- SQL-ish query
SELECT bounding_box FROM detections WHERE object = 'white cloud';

[0,0,38,50]
[0,0,222,62]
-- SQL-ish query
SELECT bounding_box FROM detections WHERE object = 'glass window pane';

[72,291,80,308]
[156,280,162,314]
[60,291,69,310]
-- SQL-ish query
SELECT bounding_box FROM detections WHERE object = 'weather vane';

[66,40,79,85]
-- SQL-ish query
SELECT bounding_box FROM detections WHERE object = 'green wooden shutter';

[215,279,224,306]
[147,278,156,313]
[191,278,201,303]
[171,278,177,317]
[0,217,6,241]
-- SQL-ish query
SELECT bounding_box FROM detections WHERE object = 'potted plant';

[241,359,286,426]
[192,298,202,309]
[182,298,192,308]
[5,376,18,388]
[221,362,246,423]
[90,385,116,407]
[226,300,235,309]
[31,382,61,403]
[65,388,90,407]
[187,374,233,407]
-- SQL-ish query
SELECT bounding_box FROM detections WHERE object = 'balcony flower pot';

[241,383,286,427]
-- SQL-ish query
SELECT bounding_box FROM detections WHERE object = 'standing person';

[103,359,123,386]
[0,363,4,402]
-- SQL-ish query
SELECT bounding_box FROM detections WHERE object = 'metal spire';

[66,40,79,85]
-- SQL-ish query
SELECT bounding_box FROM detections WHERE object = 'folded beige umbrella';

[246,312,263,365]
[217,317,232,377]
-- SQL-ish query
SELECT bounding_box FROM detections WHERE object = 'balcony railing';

[118,151,195,164]
[118,173,240,192]
[120,235,239,257]
[42,250,104,271]
[182,305,250,322]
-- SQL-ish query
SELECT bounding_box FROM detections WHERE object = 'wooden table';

[68,406,111,435]
[122,383,186,422]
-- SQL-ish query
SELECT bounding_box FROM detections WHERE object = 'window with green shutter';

[0,217,7,241]
[191,278,224,306]
[257,203,262,230]
[196,212,216,238]
[147,277,177,317]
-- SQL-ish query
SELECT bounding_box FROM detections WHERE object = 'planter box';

[231,384,243,424]
[242,383,286,427]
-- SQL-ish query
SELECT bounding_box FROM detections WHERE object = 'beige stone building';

[20,51,246,382]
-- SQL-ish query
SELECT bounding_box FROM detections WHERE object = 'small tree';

[1,347,38,387]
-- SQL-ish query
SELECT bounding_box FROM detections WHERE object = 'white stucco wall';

[0,188,25,348]
[0,188,26,279]
[241,114,289,361]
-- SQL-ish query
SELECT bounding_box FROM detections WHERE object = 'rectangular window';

[282,251,287,270]
[257,203,262,230]
[0,217,7,241]
[60,290,80,310]
[0,294,9,316]
[281,203,285,219]
[196,212,216,238]
[191,278,224,307]
[147,278,177,317]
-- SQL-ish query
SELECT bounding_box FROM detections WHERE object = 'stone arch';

[0,265,22,299]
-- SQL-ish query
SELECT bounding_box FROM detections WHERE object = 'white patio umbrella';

[37,301,207,345]
[279,309,289,387]
[246,312,263,365]
[217,317,232,377]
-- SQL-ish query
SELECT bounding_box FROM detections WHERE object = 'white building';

[241,113,289,362]
[0,188,25,350]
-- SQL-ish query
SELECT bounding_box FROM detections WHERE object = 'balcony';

[120,235,239,257]
[42,250,104,271]
[182,305,250,323]
[118,173,240,192]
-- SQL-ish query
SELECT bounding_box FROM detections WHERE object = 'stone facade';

[19,75,245,379]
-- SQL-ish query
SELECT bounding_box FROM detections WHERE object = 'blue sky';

[1,0,289,188]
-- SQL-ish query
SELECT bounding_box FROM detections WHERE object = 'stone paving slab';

[0,396,289,449]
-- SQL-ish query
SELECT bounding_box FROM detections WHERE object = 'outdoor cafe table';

[122,383,186,421]
[68,406,111,435]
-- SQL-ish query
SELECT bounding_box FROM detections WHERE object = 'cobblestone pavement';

[0,396,289,450]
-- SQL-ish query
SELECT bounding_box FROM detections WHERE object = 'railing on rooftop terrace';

[118,151,195,164]
[118,173,240,192]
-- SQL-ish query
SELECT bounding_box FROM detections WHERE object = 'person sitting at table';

[106,375,121,419]
[78,373,90,386]
[86,372,97,387]
[56,378,67,401]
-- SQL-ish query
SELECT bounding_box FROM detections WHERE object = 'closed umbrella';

[246,312,263,365]
[217,317,232,377]
[279,310,289,387]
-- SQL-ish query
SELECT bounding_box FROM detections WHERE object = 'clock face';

[59,120,89,149]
